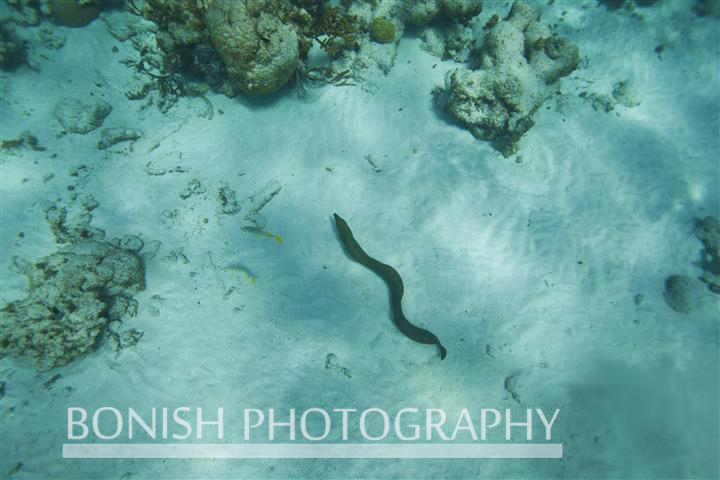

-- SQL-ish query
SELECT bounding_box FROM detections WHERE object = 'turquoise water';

[0,1,718,479]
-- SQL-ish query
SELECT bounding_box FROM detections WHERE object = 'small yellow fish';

[224,263,257,284]
[242,226,284,244]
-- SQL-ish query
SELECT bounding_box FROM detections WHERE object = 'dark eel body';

[333,213,447,360]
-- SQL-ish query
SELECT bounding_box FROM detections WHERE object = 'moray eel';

[333,213,447,360]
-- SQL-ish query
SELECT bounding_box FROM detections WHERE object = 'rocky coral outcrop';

[204,0,299,95]
[137,0,301,96]
[138,0,210,70]
[1,241,145,370]
[433,1,579,156]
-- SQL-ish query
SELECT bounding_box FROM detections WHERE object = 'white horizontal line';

[63,443,562,459]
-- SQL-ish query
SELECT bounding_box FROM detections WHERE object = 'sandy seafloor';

[1,1,719,479]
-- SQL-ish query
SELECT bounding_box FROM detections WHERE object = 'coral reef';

[0,240,145,370]
[136,0,303,96]
[130,0,474,96]
[131,0,392,96]
[130,0,224,101]
[204,0,299,95]
[124,0,572,106]
[433,1,579,156]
